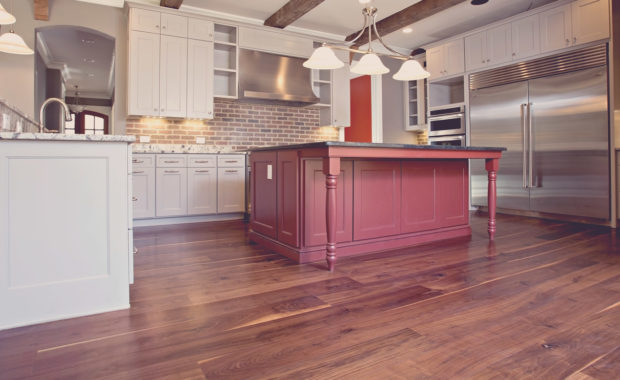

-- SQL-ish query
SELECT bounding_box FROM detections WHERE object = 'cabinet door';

[487,23,512,66]
[277,151,299,247]
[160,35,188,118]
[436,161,468,227]
[331,49,351,127]
[156,168,188,217]
[132,167,155,219]
[188,168,217,215]
[130,8,160,34]
[426,45,444,80]
[540,4,572,53]
[160,13,188,38]
[512,14,541,60]
[187,39,214,119]
[188,18,214,41]
[572,0,609,46]
[250,152,276,237]
[465,31,487,71]
[217,167,245,213]
[128,31,160,117]
[443,39,465,76]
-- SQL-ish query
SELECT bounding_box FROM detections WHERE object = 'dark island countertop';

[249,141,507,152]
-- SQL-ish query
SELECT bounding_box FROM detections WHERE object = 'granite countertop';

[249,141,507,152]
[0,132,135,143]
[132,143,246,154]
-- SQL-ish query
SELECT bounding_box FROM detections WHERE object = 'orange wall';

[345,75,372,142]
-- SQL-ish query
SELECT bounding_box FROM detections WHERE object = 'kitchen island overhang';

[249,142,506,271]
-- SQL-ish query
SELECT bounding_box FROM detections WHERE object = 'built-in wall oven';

[428,105,465,136]
[429,134,465,147]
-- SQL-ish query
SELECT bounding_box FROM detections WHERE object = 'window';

[64,111,109,135]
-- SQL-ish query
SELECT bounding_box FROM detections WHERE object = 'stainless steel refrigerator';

[470,44,610,219]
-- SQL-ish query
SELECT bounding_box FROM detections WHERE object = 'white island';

[0,132,135,330]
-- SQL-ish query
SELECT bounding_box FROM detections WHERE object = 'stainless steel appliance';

[429,134,465,147]
[428,105,466,136]
[470,44,609,219]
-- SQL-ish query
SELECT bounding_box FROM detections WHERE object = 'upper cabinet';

[129,8,161,34]
[212,24,238,98]
[511,14,541,60]
[427,39,464,81]
[312,47,351,127]
[540,0,609,53]
[160,13,188,38]
[465,23,512,71]
[238,27,313,58]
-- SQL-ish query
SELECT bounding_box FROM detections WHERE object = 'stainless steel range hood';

[238,49,319,106]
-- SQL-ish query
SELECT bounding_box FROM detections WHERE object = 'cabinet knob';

[512,52,516,56]
[566,38,570,46]
[486,59,490,63]
[154,108,157,111]
[162,25,167,29]
[481,60,485,64]
[155,25,160,28]
[573,37,577,44]
[132,196,138,202]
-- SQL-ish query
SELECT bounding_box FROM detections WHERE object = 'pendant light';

[303,0,430,81]
[0,2,16,25]
[0,0,34,55]
[69,85,86,114]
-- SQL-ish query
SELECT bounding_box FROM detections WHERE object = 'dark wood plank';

[264,0,325,29]
[0,213,619,379]
[160,0,183,9]
[346,0,467,48]
[34,0,48,21]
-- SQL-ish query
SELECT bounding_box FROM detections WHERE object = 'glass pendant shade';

[303,46,344,69]
[0,3,16,24]
[0,31,34,55]
[351,53,389,75]
[392,59,430,81]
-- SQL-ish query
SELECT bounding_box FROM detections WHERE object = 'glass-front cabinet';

[404,77,428,131]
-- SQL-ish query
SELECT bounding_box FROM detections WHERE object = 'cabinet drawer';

[132,154,155,168]
[188,154,217,167]
[157,154,187,167]
[218,155,245,167]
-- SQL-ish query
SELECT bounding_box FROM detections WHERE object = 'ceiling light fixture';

[0,0,33,55]
[69,85,86,114]
[303,0,429,81]
[0,2,16,25]
[402,27,413,34]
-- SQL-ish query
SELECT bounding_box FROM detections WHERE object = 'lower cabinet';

[217,167,245,213]
[188,167,217,215]
[132,167,155,218]
[156,167,188,217]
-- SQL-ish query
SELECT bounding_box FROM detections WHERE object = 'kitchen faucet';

[38,98,72,133]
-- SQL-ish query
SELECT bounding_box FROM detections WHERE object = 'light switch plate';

[196,136,206,144]
[139,136,150,143]
[267,164,273,180]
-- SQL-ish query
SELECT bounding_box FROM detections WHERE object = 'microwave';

[428,105,465,137]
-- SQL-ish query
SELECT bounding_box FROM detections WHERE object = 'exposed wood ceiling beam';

[34,0,49,21]
[160,0,183,9]
[264,0,325,29]
[346,0,467,47]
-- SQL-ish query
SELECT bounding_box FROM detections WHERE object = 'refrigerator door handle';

[521,103,528,188]
[528,102,534,188]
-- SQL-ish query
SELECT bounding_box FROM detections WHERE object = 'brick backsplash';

[125,99,339,150]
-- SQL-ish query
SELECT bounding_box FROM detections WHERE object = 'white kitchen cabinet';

[238,27,313,58]
[427,39,464,80]
[128,31,160,117]
[217,167,245,213]
[465,24,511,71]
[188,168,217,215]
[130,8,160,34]
[187,39,214,119]
[313,47,351,127]
[540,4,573,52]
[159,35,188,118]
[511,14,541,60]
[160,13,188,38]
[571,0,609,46]
[156,167,188,217]
[132,167,155,219]
[188,18,214,41]
[404,74,427,131]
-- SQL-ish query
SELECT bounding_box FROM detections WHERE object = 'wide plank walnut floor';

[1,213,619,379]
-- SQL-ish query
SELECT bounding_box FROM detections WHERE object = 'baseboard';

[133,213,244,227]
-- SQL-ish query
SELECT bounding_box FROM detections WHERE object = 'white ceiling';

[36,26,115,99]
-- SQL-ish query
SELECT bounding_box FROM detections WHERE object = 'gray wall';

[381,59,417,144]
[0,0,127,134]
[45,68,63,131]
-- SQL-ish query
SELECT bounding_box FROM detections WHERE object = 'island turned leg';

[323,157,340,272]
[485,158,499,240]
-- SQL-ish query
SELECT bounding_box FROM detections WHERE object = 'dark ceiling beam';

[160,0,183,9]
[264,0,325,29]
[34,0,49,21]
[346,0,467,47]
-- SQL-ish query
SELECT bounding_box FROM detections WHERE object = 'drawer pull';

[133,171,144,174]
[225,170,238,173]
[194,160,211,163]
[132,159,144,164]
[132,197,138,202]
[163,160,180,164]
[164,170,180,174]
[224,160,239,163]
[195,170,210,173]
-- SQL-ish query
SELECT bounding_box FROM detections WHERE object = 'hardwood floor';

[1,213,619,379]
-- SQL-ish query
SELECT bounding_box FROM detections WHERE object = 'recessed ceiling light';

[402,28,413,34]
[471,0,489,5]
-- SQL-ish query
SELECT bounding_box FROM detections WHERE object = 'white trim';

[0,304,130,331]
[371,75,383,143]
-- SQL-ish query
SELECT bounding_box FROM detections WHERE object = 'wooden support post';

[323,157,340,272]
[485,158,499,240]
[34,0,49,21]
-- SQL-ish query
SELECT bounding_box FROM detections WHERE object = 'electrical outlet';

[139,136,150,143]
[267,164,273,180]
[196,136,206,144]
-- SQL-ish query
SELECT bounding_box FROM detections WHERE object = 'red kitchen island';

[249,142,505,271]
